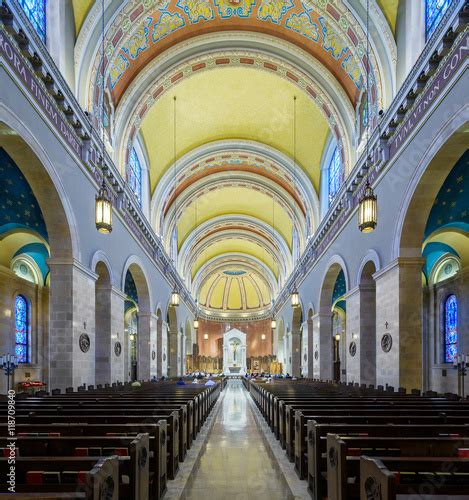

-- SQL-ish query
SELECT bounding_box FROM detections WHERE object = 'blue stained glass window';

[444,294,458,363]
[126,148,142,206]
[328,147,343,205]
[18,0,47,43]
[15,295,29,363]
[426,0,452,40]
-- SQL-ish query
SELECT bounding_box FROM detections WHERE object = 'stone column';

[162,321,168,376]
[317,312,333,381]
[374,258,425,390]
[291,329,301,378]
[311,313,321,379]
[156,316,163,378]
[137,313,154,381]
[345,287,360,384]
[149,314,158,380]
[48,259,97,390]
[168,323,178,377]
[110,288,126,383]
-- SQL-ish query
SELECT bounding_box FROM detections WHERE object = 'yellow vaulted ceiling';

[141,67,329,194]
[199,270,271,312]
[377,0,400,35]
[72,0,94,37]
[192,239,279,279]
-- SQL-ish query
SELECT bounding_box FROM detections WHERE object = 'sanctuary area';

[0,0,468,498]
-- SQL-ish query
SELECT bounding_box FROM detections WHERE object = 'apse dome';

[198,268,271,315]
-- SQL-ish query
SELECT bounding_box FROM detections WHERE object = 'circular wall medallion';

[328,447,338,468]
[79,333,90,353]
[100,475,115,500]
[314,350,318,360]
[349,341,357,357]
[152,350,156,360]
[364,476,382,500]
[303,353,307,362]
[163,353,166,362]
[139,447,148,469]
[114,341,122,357]
[381,333,393,353]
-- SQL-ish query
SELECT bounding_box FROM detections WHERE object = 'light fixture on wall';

[291,291,300,308]
[261,333,266,341]
[271,318,277,329]
[203,332,209,341]
[95,0,112,234]
[358,0,377,233]
[171,289,180,307]
[193,318,199,330]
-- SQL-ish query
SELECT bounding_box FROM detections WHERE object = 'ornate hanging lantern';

[193,318,199,330]
[358,181,377,233]
[95,0,112,234]
[95,177,112,233]
[171,290,180,307]
[271,318,277,329]
[291,291,300,308]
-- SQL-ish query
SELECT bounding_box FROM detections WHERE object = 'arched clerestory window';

[126,148,143,206]
[444,294,458,363]
[18,0,47,43]
[15,295,30,363]
[425,0,452,40]
[328,147,343,206]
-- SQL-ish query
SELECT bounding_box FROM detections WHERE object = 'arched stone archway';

[0,120,80,390]
[378,124,469,391]
[318,259,348,381]
[122,260,153,382]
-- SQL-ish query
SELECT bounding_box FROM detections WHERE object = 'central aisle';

[180,379,294,499]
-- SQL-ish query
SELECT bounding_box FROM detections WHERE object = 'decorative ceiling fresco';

[74,0,398,318]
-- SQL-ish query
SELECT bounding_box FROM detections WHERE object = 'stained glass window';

[444,294,458,363]
[15,295,29,364]
[18,0,47,43]
[126,148,142,205]
[426,0,452,40]
[328,147,343,205]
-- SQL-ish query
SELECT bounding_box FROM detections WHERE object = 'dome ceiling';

[74,0,398,318]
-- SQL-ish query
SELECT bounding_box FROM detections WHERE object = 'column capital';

[373,257,426,280]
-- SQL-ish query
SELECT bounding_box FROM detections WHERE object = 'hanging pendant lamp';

[358,0,377,233]
[95,0,112,233]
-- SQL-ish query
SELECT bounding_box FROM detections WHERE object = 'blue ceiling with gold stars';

[332,270,346,311]
[125,270,139,310]
[425,150,469,239]
[0,148,48,241]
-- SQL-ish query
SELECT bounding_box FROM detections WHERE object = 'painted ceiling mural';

[90,0,379,109]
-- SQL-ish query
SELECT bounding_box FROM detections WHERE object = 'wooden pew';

[0,422,167,500]
[327,433,469,499]
[0,456,118,499]
[360,455,469,499]
[0,434,149,500]
[306,421,469,498]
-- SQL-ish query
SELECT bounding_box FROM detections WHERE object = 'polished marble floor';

[179,379,295,500]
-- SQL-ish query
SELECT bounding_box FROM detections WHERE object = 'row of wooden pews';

[0,378,224,499]
[245,378,469,499]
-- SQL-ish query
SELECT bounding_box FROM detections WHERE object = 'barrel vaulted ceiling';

[74,0,398,318]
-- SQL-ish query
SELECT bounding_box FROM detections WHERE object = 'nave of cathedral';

[0,0,468,498]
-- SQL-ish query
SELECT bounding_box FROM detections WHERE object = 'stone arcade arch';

[122,259,152,381]
[318,258,349,381]
[0,119,78,390]
[385,123,469,391]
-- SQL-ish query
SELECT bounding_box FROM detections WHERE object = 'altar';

[223,328,247,375]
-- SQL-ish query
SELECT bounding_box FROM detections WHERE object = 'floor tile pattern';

[170,379,297,499]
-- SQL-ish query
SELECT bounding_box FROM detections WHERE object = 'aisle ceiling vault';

[74,0,398,318]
